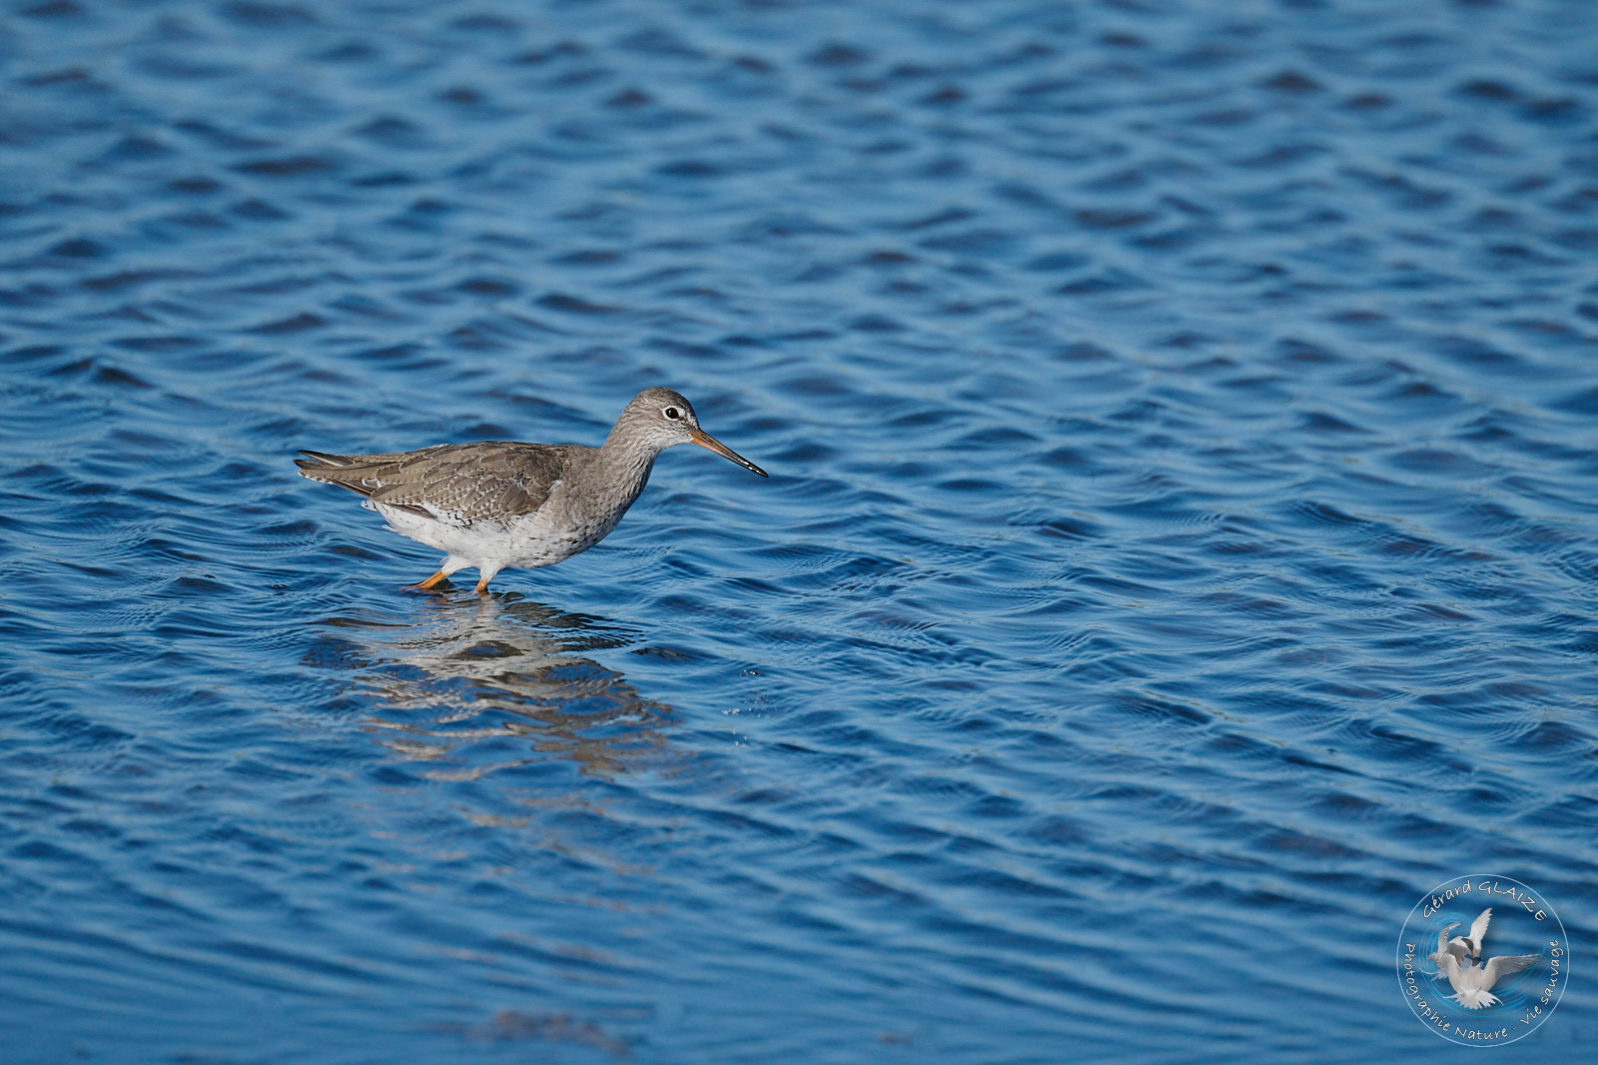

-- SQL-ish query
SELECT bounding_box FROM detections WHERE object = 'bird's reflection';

[318,593,674,780]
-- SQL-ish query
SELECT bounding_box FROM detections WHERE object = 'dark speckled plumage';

[296,441,579,526]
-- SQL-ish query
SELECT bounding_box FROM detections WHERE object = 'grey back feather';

[296,442,583,526]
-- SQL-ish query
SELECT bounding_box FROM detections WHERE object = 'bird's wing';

[1481,954,1539,989]
[1468,908,1493,949]
[1436,921,1462,956]
[297,442,577,526]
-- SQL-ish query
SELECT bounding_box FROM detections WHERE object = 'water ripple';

[2,0,1596,1062]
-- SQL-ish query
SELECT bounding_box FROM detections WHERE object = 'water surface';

[2,1,1596,1061]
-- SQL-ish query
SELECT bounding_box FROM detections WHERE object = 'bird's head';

[618,388,767,476]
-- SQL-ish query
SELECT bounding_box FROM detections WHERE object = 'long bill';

[689,428,768,477]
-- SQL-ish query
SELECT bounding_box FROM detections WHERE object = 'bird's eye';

[663,406,681,420]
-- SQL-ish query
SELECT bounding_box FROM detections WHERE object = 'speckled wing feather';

[296,442,580,526]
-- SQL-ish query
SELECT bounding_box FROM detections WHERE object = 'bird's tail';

[295,450,382,497]
[1451,989,1500,1009]
[296,449,355,470]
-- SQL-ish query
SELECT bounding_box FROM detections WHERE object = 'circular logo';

[1396,874,1568,1046]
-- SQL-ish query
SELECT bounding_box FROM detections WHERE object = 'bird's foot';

[406,569,451,592]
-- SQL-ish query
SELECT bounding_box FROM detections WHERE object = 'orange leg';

[473,575,492,595]
[408,569,450,591]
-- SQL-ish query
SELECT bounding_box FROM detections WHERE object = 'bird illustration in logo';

[1436,908,1493,968]
[1428,908,1540,1009]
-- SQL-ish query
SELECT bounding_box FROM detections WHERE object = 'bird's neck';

[592,428,660,501]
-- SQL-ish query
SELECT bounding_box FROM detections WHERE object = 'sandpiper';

[296,387,767,593]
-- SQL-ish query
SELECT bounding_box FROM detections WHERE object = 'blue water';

[3,0,1596,1061]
